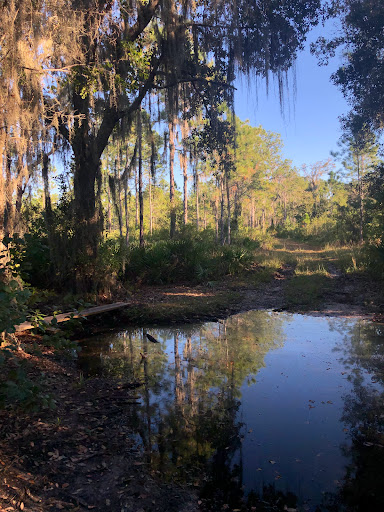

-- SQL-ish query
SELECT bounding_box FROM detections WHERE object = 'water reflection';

[79,312,384,511]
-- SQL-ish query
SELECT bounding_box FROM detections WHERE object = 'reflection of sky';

[79,313,384,511]
[238,315,358,508]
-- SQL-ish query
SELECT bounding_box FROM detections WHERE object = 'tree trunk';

[106,175,112,234]
[117,165,124,238]
[113,161,123,238]
[180,118,189,225]
[169,120,176,238]
[4,153,14,238]
[135,166,139,229]
[149,173,153,236]
[138,110,144,247]
[124,180,129,245]
[195,166,199,231]
[226,172,231,245]
[220,178,225,245]
[215,195,219,242]
[357,154,364,243]
[70,92,106,291]
[42,153,55,261]
[203,194,207,229]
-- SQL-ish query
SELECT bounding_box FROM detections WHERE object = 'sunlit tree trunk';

[106,175,112,234]
[180,118,189,225]
[215,195,219,242]
[117,163,124,238]
[195,165,199,230]
[149,173,153,235]
[135,166,139,229]
[357,153,364,243]
[138,110,144,247]
[203,194,207,229]
[169,119,176,238]
[4,154,14,238]
[124,180,129,245]
[114,160,123,238]
[220,177,225,245]
[226,171,231,245]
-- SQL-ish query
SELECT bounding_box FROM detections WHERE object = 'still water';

[79,312,384,511]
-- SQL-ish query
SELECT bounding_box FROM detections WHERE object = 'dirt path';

[236,240,383,319]
[115,240,383,324]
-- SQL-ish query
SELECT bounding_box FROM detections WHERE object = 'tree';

[332,130,379,242]
[312,0,384,132]
[302,159,335,218]
[2,0,321,288]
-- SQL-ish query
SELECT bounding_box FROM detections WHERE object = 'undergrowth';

[0,238,82,411]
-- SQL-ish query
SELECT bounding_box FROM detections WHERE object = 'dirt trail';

[115,240,383,323]
[238,240,383,319]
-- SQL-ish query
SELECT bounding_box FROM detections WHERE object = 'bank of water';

[79,311,384,511]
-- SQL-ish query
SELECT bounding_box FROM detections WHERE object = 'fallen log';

[15,302,129,332]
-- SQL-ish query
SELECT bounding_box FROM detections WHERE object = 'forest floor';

[1,239,384,512]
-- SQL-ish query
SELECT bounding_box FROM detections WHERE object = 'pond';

[79,311,384,511]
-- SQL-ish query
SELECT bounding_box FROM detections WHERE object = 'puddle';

[79,311,384,511]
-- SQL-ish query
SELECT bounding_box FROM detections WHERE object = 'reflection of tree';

[323,320,384,511]
[79,311,287,508]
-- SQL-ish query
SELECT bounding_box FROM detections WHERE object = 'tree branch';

[126,0,161,42]
[95,53,163,159]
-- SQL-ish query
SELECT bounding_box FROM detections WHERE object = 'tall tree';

[332,130,379,242]
[2,0,321,288]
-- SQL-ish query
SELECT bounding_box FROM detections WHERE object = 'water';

[79,311,384,511]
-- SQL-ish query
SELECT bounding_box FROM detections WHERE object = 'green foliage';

[0,349,56,411]
[124,231,256,285]
[0,238,81,410]
[0,240,31,334]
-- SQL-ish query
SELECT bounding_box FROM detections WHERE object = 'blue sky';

[234,24,349,171]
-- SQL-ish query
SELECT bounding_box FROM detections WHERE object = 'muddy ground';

[1,252,383,512]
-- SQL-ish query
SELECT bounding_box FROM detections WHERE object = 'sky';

[234,23,349,171]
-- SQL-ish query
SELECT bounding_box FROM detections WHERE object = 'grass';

[284,274,331,310]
